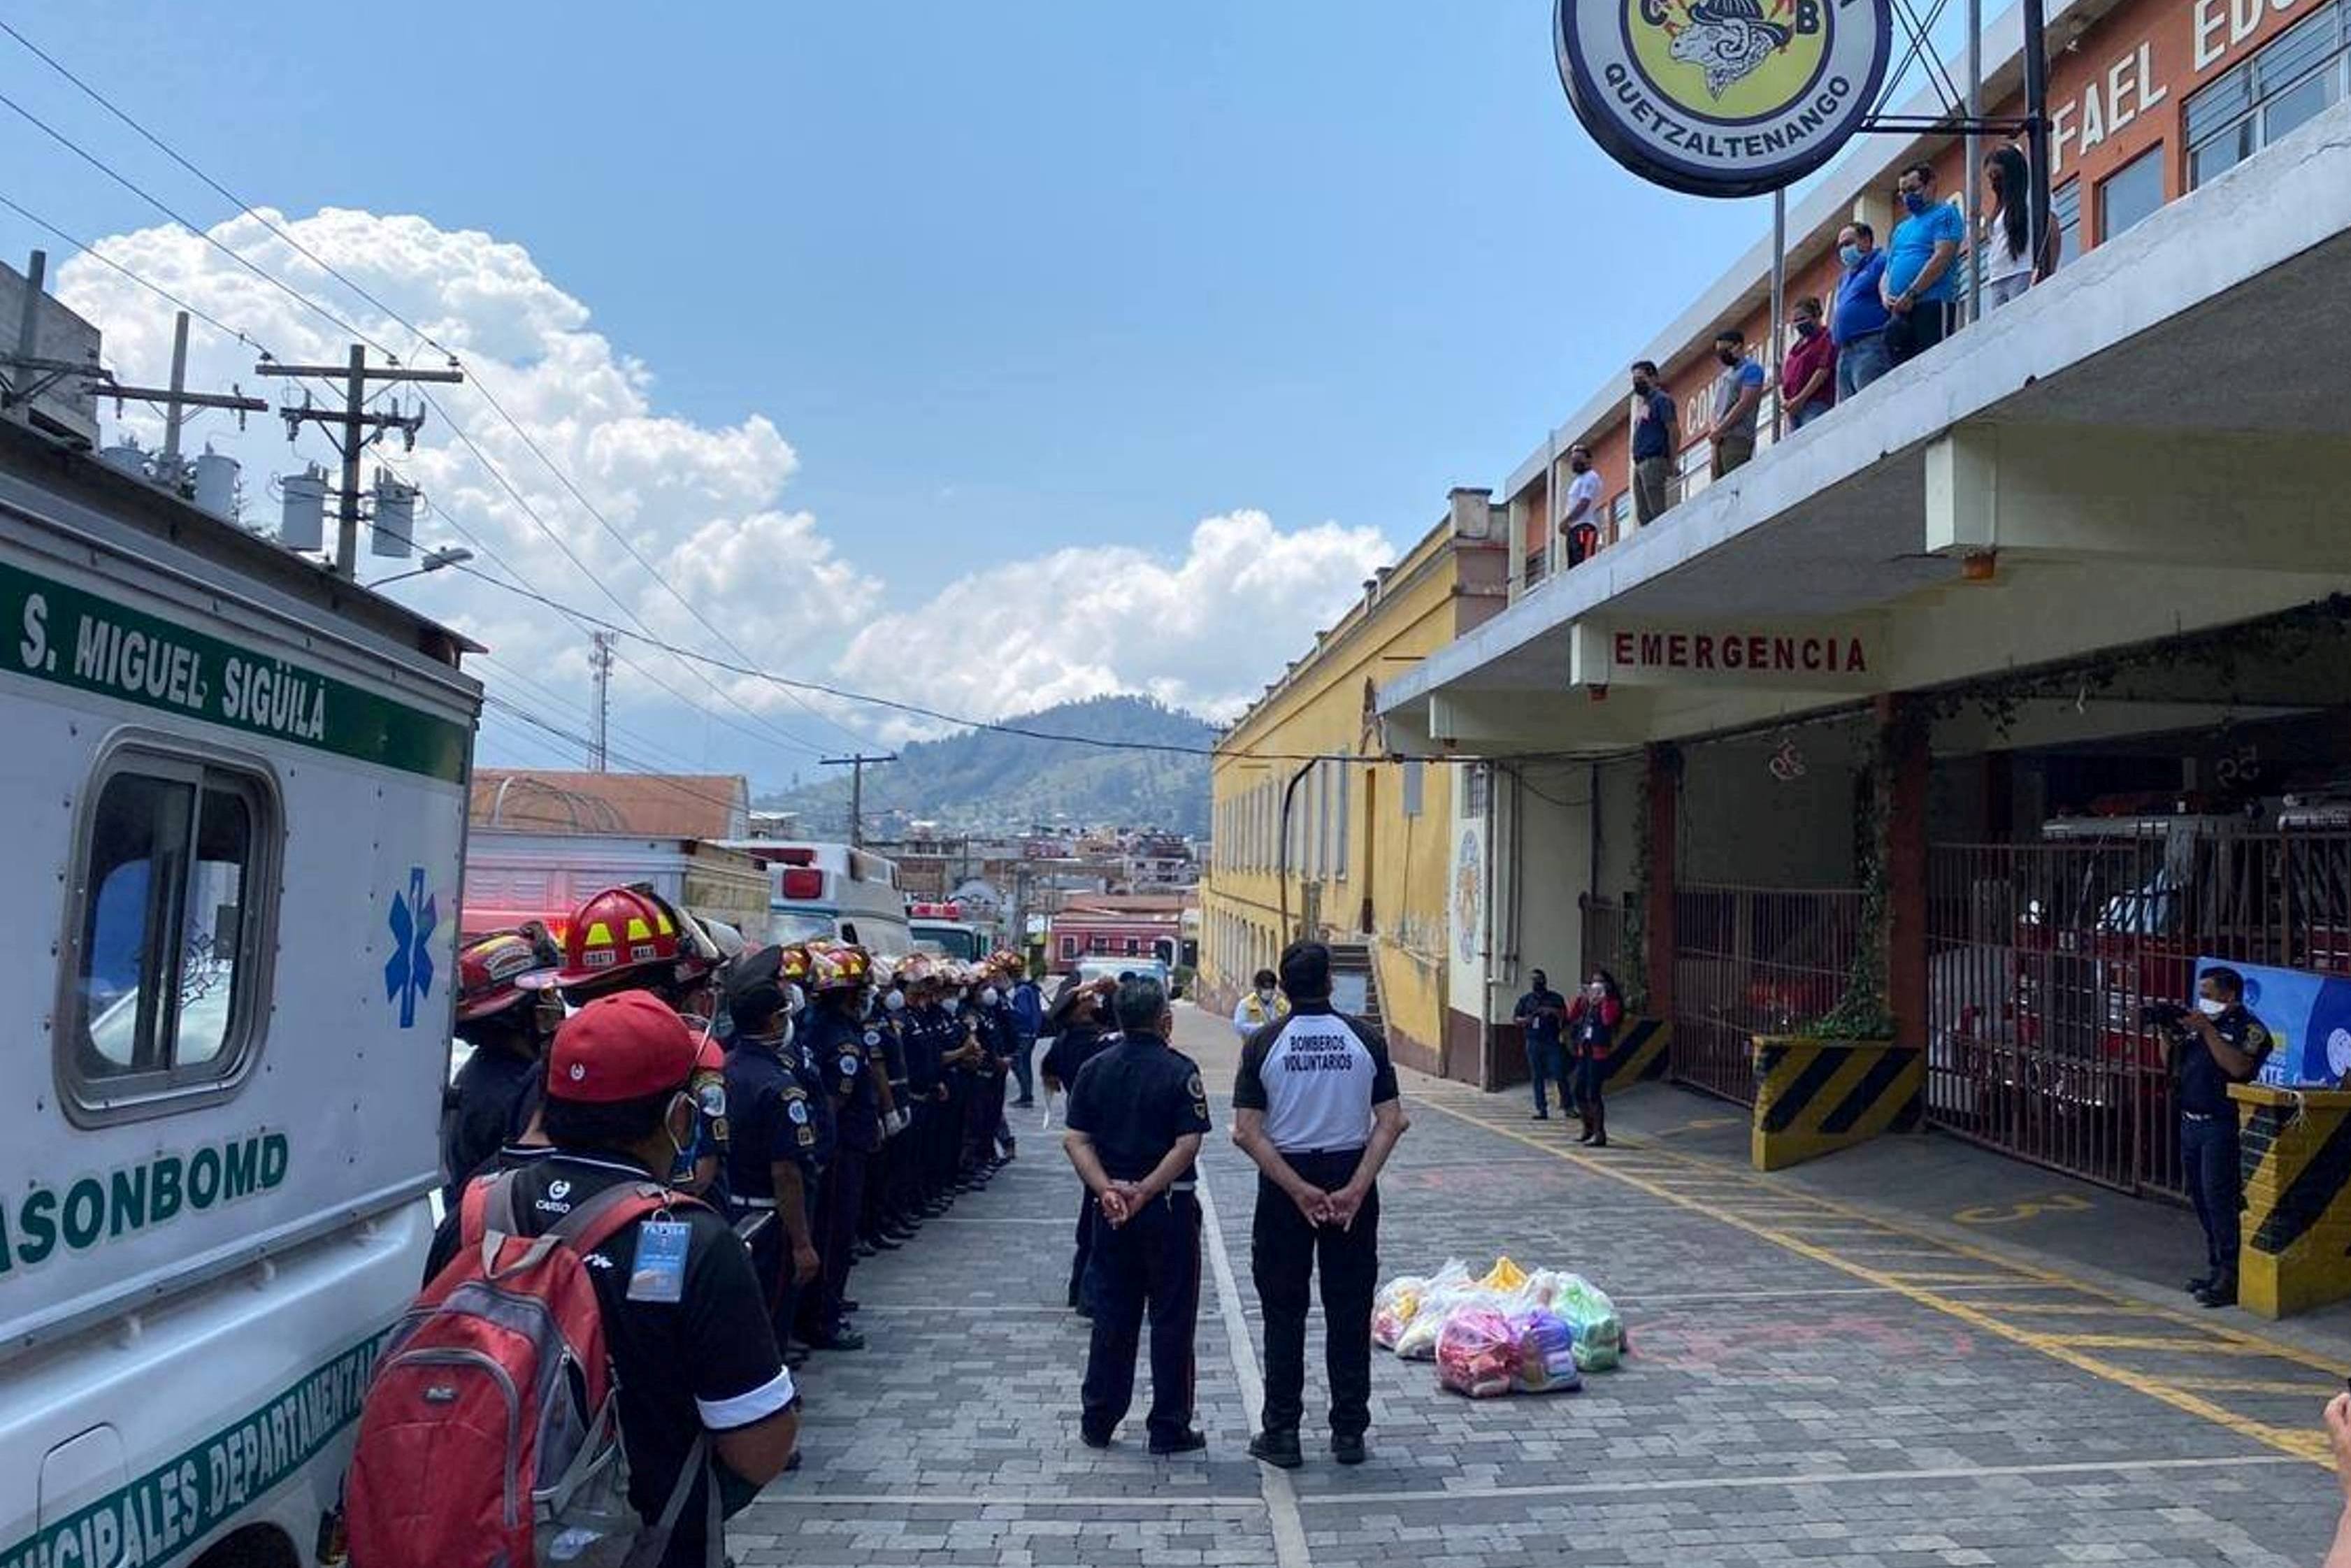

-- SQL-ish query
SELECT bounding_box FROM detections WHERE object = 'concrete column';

[1645,743,1678,1019]
[1881,695,1929,1053]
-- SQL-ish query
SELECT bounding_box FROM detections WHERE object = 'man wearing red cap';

[428,991,799,1567]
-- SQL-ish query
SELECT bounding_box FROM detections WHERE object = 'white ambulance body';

[0,414,479,1568]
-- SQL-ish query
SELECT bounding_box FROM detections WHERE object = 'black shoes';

[1149,1429,1208,1456]
[809,1328,867,1351]
[1532,1110,1549,1121]
[2186,1273,2215,1295]
[1247,1430,1303,1469]
[2197,1276,2239,1309]
[1080,1425,1114,1450]
[1331,1434,1368,1466]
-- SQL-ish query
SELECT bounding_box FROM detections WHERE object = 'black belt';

[1279,1146,1366,1160]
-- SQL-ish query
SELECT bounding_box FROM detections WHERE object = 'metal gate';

[1925,830,2351,1200]
[1671,883,1864,1105]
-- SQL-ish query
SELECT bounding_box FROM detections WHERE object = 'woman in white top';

[1980,145,2035,310]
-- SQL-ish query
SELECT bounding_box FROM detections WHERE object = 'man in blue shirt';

[1513,970,1571,1120]
[1629,360,1677,525]
[1883,162,1964,365]
[1832,220,1892,401]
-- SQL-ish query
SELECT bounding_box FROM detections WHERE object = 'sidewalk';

[1576,1074,2351,1363]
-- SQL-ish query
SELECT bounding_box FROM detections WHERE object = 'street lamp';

[366,545,473,589]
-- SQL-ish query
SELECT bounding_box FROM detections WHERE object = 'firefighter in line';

[442,924,564,1209]
[858,964,916,1258]
[723,945,826,1361]
[793,943,889,1351]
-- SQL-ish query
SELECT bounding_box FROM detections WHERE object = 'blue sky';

[0,1,1788,780]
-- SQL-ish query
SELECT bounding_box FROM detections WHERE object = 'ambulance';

[0,406,478,1564]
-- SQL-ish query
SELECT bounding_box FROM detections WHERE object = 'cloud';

[837,509,1395,737]
[52,208,1395,776]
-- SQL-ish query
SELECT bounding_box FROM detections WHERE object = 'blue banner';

[2206,956,2351,1087]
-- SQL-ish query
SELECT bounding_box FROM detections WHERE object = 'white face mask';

[1256,987,1277,1005]
[884,989,907,1013]
[982,986,1000,1007]
[784,982,807,1016]
[2197,997,2228,1017]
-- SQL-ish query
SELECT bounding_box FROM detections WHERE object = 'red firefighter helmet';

[553,885,683,991]
[455,929,560,1022]
[806,944,874,994]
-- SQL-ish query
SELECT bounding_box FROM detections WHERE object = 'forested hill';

[758,695,1214,835]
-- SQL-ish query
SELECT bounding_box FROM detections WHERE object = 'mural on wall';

[1453,828,1482,965]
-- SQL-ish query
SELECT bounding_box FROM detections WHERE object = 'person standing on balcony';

[2172,965,2272,1309]
[1694,329,1766,480]
[1630,361,1677,525]
[1883,162,1965,364]
[1832,222,1892,399]
[1561,444,1602,565]
[1780,298,1838,431]
[1513,970,1571,1121]
[1980,145,2036,311]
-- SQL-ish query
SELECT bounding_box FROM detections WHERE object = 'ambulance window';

[66,751,273,1116]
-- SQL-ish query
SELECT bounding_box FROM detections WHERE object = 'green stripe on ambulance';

[0,1133,289,1276]
[0,1334,382,1568]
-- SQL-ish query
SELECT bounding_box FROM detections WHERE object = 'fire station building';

[1369,0,2351,1206]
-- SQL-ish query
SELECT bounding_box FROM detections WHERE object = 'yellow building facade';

[1200,494,1505,1076]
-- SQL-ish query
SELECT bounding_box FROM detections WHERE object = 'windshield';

[769,910,840,944]
[912,924,982,961]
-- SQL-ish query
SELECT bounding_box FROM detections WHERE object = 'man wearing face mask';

[1832,221,1892,400]
[1232,968,1290,1040]
[441,926,565,1210]
[423,991,800,1568]
[1883,161,1964,365]
[1693,328,1766,480]
[796,944,884,1351]
[724,946,826,1356]
[1779,297,1838,431]
[2169,966,2273,1308]
[1560,443,1603,566]
[1629,360,1678,526]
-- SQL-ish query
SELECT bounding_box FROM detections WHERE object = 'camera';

[2138,1000,2190,1028]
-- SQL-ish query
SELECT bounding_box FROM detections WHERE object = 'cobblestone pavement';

[737,1005,2346,1567]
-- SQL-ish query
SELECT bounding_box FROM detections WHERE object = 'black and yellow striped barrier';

[1749,1036,1923,1172]
[1599,1016,1672,1095]
[2232,1083,2351,1320]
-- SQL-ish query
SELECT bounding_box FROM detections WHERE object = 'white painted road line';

[1197,1171,1314,1568]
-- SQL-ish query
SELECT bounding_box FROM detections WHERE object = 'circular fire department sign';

[1554,0,1892,197]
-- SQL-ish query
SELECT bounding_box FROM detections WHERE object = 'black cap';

[724,944,789,1033]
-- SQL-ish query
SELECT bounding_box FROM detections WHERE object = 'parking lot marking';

[1412,1092,2331,1465]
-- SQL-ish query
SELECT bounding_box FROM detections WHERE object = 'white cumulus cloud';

[50,208,1394,777]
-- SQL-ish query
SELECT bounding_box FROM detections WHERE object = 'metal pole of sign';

[1966,0,1984,324]
[2022,0,2053,281]
[1769,188,1785,439]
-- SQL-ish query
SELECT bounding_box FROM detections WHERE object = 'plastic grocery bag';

[1510,1310,1582,1395]
[1372,1274,1428,1351]
[1390,1260,1474,1359]
[1552,1274,1625,1371]
[1479,1256,1530,1295]
[1436,1307,1520,1398]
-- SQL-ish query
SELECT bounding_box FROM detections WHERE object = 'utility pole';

[268,345,464,577]
[99,310,266,457]
[822,753,897,848]
[588,631,616,771]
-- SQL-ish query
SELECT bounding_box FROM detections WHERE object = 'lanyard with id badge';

[628,1209,695,1303]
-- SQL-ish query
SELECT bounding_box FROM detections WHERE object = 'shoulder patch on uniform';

[787,1099,810,1125]
[1186,1072,1205,1102]
[838,1053,862,1077]
[865,1030,882,1047]
[797,1125,817,1148]
[2246,1020,2271,1048]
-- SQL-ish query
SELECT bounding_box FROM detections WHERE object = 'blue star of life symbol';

[385,866,438,1029]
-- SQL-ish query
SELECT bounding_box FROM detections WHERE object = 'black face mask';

[1717,349,1739,366]
[1569,459,1589,474]
[1632,378,1651,394]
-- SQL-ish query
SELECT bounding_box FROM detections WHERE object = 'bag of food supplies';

[1372,1274,1427,1351]
[1552,1274,1625,1371]
[1510,1309,1582,1394]
[1390,1260,1475,1359]
[1477,1256,1530,1295]
[1435,1307,1520,1398]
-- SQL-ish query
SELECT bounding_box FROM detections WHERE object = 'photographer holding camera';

[2146,965,2272,1309]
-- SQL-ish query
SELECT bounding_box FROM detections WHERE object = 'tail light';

[780,868,824,900]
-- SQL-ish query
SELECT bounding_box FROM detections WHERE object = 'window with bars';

[2188,1,2348,187]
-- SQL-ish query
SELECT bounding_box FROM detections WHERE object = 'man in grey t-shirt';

[1697,326,1767,480]
[1232,941,1410,1470]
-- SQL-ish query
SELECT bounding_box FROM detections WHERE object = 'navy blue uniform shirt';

[724,1032,821,1202]
[2179,1004,2271,1116]
[1065,1032,1213,1186]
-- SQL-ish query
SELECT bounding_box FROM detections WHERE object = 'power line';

[0,190,276,357]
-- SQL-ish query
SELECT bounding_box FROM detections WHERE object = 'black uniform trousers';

[786,1172,825,1344]
[2183,1110,2242,1279]
[816,1147,868,1330]
[1067,1189,1096,1309]
[1080,1190,1201,1446]
[1251,1151,1379,1441]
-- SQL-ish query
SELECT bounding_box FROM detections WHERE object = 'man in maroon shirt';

[1781,296,1838,431]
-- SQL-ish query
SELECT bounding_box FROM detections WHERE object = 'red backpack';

[345,1171,714,1568]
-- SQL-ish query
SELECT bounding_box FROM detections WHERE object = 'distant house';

[470,769,752,840]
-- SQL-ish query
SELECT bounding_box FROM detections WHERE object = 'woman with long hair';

[1982,145,2035,309]
[1566,969,1626,1147]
